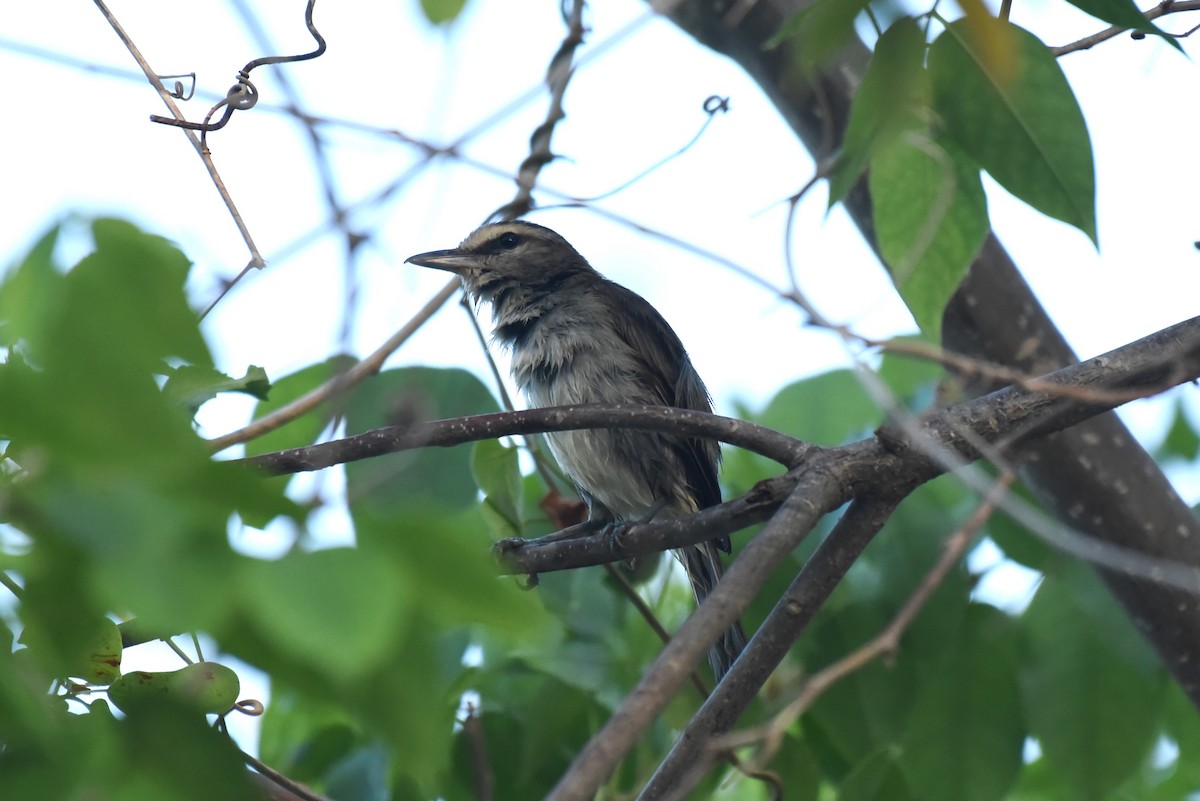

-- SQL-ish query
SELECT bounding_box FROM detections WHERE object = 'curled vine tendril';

[149,0,325,147]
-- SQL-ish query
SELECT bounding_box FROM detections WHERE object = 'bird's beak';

[405,248,479,274]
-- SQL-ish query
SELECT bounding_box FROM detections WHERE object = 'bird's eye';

[496,232,521,250]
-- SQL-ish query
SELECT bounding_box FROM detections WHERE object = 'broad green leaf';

[240,548,407,681]
[877,339,945,404]
[419,0,469,25]
[162,363,270,414]
[257,687,359,778]
[244,354,358,457]
[899,605,1024,801]
[471,438,523,538]
[758,369,879,445]
[1021,563,1165,798]
[830,17,929,204]
[1064,0,1180,48]
[800,602,919,765]
[325,744,391,801]
[839,749,917,801]
[871,130,988,340]
[1159,682,1200,793]
[930,20,1097,243]
[68,219,211,370]
[767,0,871,73]
[980,481,1057,571]
[0,225,62,353]
[343,366,497,515]
[769,733,821,801]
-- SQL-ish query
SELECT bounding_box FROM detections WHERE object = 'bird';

[406,220,747,681]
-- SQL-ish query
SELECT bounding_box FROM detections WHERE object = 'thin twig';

[0,571,24,599]
[1052,0,1200,56]
[207,279,459,452]
[603,563,712,699]
[92,0,265,282]
[243,751,335,801]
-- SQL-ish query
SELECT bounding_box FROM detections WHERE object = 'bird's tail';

[676,541,748,682]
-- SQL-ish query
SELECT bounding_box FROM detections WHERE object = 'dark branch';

[242,405,812,474]
[541,312,1200,801]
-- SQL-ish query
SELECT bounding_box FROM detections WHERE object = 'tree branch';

[656,0,1200,712]
[649,472,1014,799]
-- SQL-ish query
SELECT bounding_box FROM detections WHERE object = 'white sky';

[4,0,1200,749]
[7,1,1196,416]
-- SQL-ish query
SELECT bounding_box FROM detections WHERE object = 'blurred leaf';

[472,438,523,538]
[82,618,122,684]
[770,733,821,801]
[1021,563,1165,798]
[163,363,270,414]
[899,604,1023,801]
[839,748,917,801]
[930,20,1096,243]
[830,17,929,204]
[0,225,62,353]
[1158,399,1200,461]
[240,548,408,682]
[325,744,391,801]
[768,0,871,73]
[871,129,988,341]
[1160,682,1200,792]
[258,687,359,777]
[344,366,498,514]
[979,481,1056,570]
[800,602,918,766]
[877,341,945,404]
[419,0,469,25]
[758,370,878,445]
[245,354,358,457]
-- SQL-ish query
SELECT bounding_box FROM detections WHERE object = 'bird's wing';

[600,281,724,516]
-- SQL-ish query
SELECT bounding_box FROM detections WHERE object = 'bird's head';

[405,220,593,304]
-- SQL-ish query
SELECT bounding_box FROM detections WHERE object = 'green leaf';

[1021,563,1165,799]
[899,605,1024,801]
[929,20,1096,243]
[162,364,270,414]
[758,369,879,445]
[67,219,212,370]
[1158,399,1200,461]
[244,354,358,457]
[1063,0,1180,48]
[240,548,408,682]
[839,749,917,801]
[800,602,919,765]
[343,366,498,515]
[830,17,929,204]
[0,225,63,353]
[471,438,524,538]
[768,0,871,73]
[419,0,469,25]
[871,129,988,340]
[877,340,945,404]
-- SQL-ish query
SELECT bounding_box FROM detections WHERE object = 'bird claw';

[600,521,632,556]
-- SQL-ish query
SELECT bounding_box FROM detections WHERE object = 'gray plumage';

[406,220,747,680]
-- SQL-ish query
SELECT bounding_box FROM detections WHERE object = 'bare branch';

[92,0,266,276]
[1052,0,1200,56]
